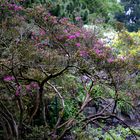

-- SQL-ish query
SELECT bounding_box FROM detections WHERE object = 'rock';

[83,107,97,117]
[97,98,115,114]
[129,112,136,120]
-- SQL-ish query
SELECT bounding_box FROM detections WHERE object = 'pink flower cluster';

[39,29,46,36]
[15,82,39,96]
[26,82,39,91]
[79,50,88,57]
[75,16,81,21]
[4,76,15,81]
[118,56,126,61]
[94,48,102,55]
[76,43,81,47]
[93,40,104,50]
[2,3,23,11]
[75,32,81,37]
[67,32,81,40]
[16,85,22,96]
[45,14,57,24]
[59,17,69,24]
[107,58,114,63]
[68,35,76,39]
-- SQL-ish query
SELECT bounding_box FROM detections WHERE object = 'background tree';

[115,0,140,32]
[19,0,122,26]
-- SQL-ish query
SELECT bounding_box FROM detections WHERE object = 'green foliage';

[117,92,132,113]
[49,0,122,25]
[112,30,140,70]
[73,125,132,140]
[64,99,79,118]
[25,125,48,139]
[18,0,122,26]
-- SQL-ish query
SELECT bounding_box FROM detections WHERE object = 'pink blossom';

[64,43,69,46]
[107,58,114,63]
[26,85,31,91]
[76,43,81,47]
[75,32,81,37]
[39,29,46,35]
[94,49,101,54]
[60,18,69,24]
[31,82,39,89]
[96,40,103,46]
[50,16,57,24]
[15,85,22,96]
[8,4,23,11]
[44,13,51,20]
[4,76,15,81]
[118,56,126,61]
[75,16,81,21]
[94,40,104,48]
[68,35,76,39]
[64,29,68,33]
[47,12,51,16]
[79,50,88,57]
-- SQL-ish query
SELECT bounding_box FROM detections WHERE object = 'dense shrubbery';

[0,1,140,140]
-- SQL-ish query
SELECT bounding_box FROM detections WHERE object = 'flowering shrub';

[0,2,138,140]
[112,30,140,69]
